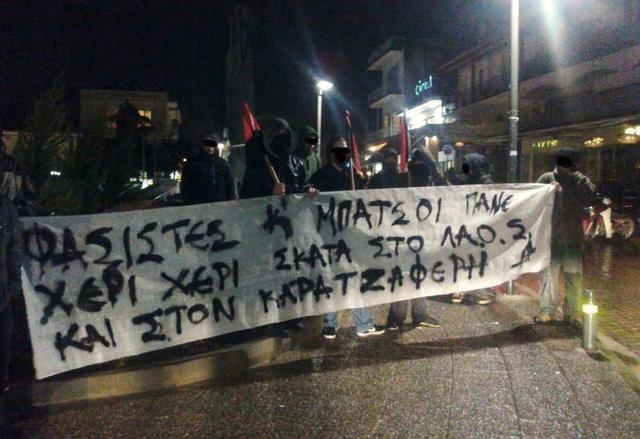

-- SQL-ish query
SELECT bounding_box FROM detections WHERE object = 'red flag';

[399,116,408,173]
[344,111,362,173]
[241,102,261,142]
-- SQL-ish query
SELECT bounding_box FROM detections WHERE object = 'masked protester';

[181,134,237,205]
[240,117,317,199]
[309,136,366,191]
[372,147,444,330]
[535,148,596,326]
[0,194,22,437]
[367,149,405,189]
[451,153,495,305]
[294,125,321,177]
[310,137,385,339]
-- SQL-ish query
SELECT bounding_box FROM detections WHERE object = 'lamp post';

[506,0,520,296]
[316,80,334,162]
[509,0,520,183]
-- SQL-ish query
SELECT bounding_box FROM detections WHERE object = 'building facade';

[80,89,181,143]
[366,37,452,150]
[438,0,640,184]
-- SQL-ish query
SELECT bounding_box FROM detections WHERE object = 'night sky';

[0,0,506,144]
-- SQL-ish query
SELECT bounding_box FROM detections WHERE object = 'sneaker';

[451,293,464,304]
[475,293,494,305]
[322,327,337,339]
[356,325,386,337]
[386,323,400,331]
[534,313,551,323]
[416,315,441,328]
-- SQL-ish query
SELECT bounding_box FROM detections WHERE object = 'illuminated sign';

[532,139,558,149]
[415,75,434,97]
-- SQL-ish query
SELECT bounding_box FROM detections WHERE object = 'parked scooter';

[583,197,636,240]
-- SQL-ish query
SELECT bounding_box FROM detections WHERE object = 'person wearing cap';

[536,148,596,326]
[311,137,385,339]
[294,126,321,178]
[181,134,237,205]
[370,147,444,330]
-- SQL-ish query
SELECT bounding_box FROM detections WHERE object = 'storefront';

[521,120,640,190]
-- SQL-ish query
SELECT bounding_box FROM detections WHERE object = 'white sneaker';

[356,325,386,337]
[451,293,463,304]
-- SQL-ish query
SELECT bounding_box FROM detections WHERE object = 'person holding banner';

[181,133,237,205]
[0,195,23,436]
[310,137,365,192]
[535,148,596,326]
[451,153,496,305]
[369,148,443,330]
[311,137,385,339]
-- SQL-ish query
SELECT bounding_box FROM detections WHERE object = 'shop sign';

[532,139,558,149]
[414,75,434,97]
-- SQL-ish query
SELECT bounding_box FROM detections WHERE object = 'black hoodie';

[461,153,494,185]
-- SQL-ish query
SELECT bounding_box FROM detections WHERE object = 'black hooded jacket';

[181,151,236,205]
[461,153,494,185]
[240,118,308,199]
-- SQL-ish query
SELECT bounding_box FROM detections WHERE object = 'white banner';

[21,184,554,378]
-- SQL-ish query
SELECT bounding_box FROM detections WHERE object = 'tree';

[38,119,108,215]
[14,77,69,194]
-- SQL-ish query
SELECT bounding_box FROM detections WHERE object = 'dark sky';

[0,0,505,143]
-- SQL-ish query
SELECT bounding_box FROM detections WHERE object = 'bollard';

[507,280,514,295]
[582,290,598,351]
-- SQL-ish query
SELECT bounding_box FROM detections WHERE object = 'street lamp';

[509,0,520,183]
[316,80,334,162]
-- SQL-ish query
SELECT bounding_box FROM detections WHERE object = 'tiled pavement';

[11,297,640,439]
[504,240,640,357]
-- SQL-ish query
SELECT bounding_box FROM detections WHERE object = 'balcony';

[368,83,404,108]
[367,126,400,143]
[457,74,510,108]
[367,36,405,71]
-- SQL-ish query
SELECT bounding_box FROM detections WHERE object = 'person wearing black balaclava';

[367,149,405,189]
[181,134,237,205]
[450,153,496,305]
[535,148,596,326]
[294,125,321,178]
[310,137,385,339]
[240,117,318,199]
[309,136,365,191]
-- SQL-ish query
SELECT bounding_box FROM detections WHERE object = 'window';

[138,109,152,121]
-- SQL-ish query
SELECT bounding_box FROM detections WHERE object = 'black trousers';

[0,304,11,425]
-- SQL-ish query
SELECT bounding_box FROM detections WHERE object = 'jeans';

[539,245,583,320]
[323,308,374,332]
[387,298,428,326]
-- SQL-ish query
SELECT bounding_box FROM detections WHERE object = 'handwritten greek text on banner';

[21,184,554,378]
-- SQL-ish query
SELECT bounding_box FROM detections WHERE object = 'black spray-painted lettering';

[136,222,164,265]
[360,268,386,293]
[85,227,114,264]
[35,281,73,325]
[262,204,293,239]
[450,251,488,282]
[77,277,106,313]
[161,219,191,253]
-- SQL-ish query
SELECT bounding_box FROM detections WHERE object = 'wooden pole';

[349,159,356,190]
[264,155,280,185]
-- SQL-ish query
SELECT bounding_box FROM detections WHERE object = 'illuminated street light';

[316,80,334,162]
[582,290,598,351]
[316,80,334,93]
